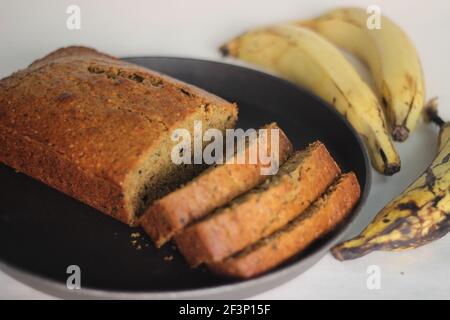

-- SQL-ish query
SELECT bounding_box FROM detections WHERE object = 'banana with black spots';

[332,98,450,260]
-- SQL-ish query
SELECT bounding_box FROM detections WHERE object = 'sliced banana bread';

[209,173,360,278]
[140,122,293,246]
[175,141,341,266]
[0,46,238,226]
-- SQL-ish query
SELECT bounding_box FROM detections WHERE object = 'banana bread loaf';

[175,141,341,266]
[209,173,360,278]
[0,46,238,226]
[140,122,293,246]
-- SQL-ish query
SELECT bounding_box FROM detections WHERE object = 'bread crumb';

[130,232,150,250]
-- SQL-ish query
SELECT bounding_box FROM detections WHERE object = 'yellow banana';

[296,7,425,141]
[333,98,450,260]
[221,24,400,175]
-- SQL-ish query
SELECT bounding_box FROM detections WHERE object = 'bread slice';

[140,123,293,246]
[175,141,341,266]
[209,173,360,278]
[0,46,238,226]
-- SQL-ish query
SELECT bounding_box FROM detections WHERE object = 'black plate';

[0,57,370,299]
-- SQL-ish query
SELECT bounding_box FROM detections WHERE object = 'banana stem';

[425,97,444,127]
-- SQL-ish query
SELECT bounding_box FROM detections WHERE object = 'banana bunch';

[221,24,400,175]
[333,98,450,260]
[296,7,425,141]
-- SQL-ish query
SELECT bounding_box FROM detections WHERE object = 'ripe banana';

[296,7,425,142]
[332,98,450,261]
[221,24,400,175]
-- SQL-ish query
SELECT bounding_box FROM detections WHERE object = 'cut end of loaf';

[125,104,238,225]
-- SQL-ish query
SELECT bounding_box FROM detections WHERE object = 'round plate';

[0,57,370,299]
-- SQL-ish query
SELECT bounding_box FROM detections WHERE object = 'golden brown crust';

[0,124,128,222]
[209,173,360,278]
[140,123,293,246]
[175,142,341,266]
[0,46,237,225]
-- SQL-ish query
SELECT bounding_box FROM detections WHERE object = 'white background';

[1,0,450,299]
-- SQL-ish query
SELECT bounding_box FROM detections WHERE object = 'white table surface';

[1,0,450,300]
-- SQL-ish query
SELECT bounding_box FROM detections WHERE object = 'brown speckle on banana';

[297,7,425,142]
[220,24,401,175]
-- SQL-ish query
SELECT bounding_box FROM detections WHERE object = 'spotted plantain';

[332,98,450,260]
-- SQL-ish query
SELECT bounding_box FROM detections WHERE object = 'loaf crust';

[140,123,293,246]
[175,142,341,266]
[209,173,360,278]
[0,46,237,225]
